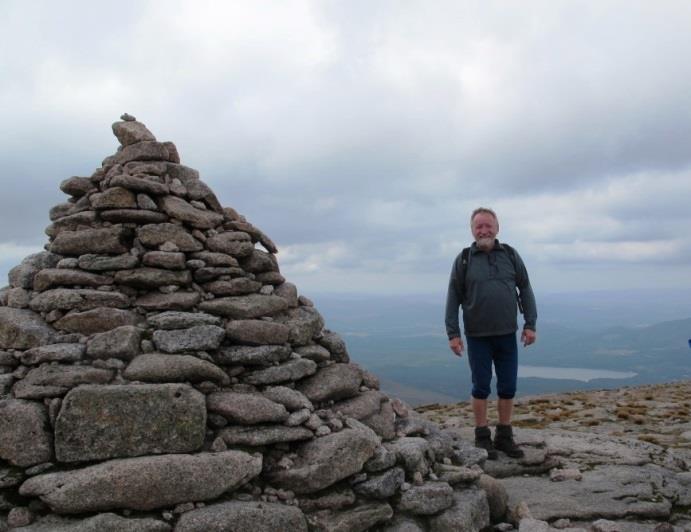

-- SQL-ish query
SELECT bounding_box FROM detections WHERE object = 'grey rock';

[434,463,483,485]
[33,268,113,292]
[135,291,201,310]
[243,358,317,385]
[297,363,363,403]
[307,502,393,532]
[500,464,673,521]
[294,344,331,362]
[112,120,156,146]
[55,384,205,462]
[199,294,289,319]
[478,473,508,523]
[114,268,191,288]
[124,353,228,384]
[7,287,30,308]
[9,252,61,289]
[60,176,94,197]
[204,278,262,296]
[270,423,380,494]
[274,282,298,307]
[136,223,203,251]
[379,516,426,532]
[255,271,285,285]
[175,501,307,532]
[46,211,99,238]
[189,251,239,266]
[13,365,113,399]
[225,319,290,345]
[206,231,254,257]
[0,374,14,396]
[90,187,137,210]
[207,391,288,424]
[54,307,141,334]
[362,399,396,441]
[137,193,159,210]
[158,195,223,229]
[152,325,225,353]
[354,467,405,499]
[262,386,314,411]
[86,326,142,360]
[286,408,312,426]
[388,437,430,477]
[398,482,454,515]
[21,343,85,365]
[273,306,324,346]
[332,390,385,420]
[0,399,53,467]
[13,512,171,531]
[239,249,278,273]
[100,209,168,224]
[147,311,221,329]
[20,450,262,512]
[317,330,350,363]
[0,307,55,349]
[193,266,244,283]
[220,425,313,446]
[298,488,356,513]
[365,445,398,473]
[0,351,17,366]
[124,161,168,176]
[110,175,170,196]
[428,488,491,532]
[50,227,132,255]
[142,251,186,270]
[113,140,171,164]
[77,253,140,271]
[30,288,130,312]
[0,465,24,488]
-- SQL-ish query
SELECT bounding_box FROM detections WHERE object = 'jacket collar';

[470,239,503,254]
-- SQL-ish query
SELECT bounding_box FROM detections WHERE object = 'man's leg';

[493,333,524,458]
[466,336,497,460]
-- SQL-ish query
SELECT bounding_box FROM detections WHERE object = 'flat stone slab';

[159,195,224,229]
[205,231,254,257]
[136,223,203,252]
[225,319,290,345]
[55,384,206,462]
[297,363,363,403]
[220,425,313,446]
[110,174,170,196]
[147,311,221,330]
[243,358,317,385]
[152,325,225,353]
[86,326,142,360]
[20,343,85,365]
[269,422,380,494]
[176,501,307,532]
[214,345,292,366]
[114,268,191,288]
[262,386,314,412]
[0,307,55,349]
[54,308,141,335]
[12,512,171,531]
[30,289,130,312]
[428,488,490,532]
[199,294,289,319]
[207,391,288,424]
[20,451,262,512]
[77,253,140,271]
[306,502,393,532]
[135,292,201,311]
[50,227,131,255]
[0,399,53,467]
[33,269,114,292]
[398,482,454,515]
[123,354,228,384]
[274,306,324,346]
[500,464,673,522]
[13,365,114,399]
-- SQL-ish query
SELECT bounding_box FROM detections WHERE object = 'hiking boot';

[494,424,524,458]
[474,426,498,460]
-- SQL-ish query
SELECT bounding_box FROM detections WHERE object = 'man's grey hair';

[470,207,498,226]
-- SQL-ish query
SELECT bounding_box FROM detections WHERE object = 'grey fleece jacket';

[445,240,537,338]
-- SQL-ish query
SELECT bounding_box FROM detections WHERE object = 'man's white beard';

[476,237,494,250]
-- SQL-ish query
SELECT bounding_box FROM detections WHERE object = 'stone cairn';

[0,115,494,532]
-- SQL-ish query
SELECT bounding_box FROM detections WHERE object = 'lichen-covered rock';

[243,358,317,385]
[306,502,394,532]
[152,325,225,353]
[428,488,490,532]
[198,294,289,319]
[207,391,288,424]
[135,291,200,310]
[123,354,229,384]
[50,227,132,255]
[0,399,53,467]
[30,288,130,312]
[112,119,156,146]
[136,223,203,252]
[353,467,405,499]
[147,311,221,330]
[13,365,114,399]
[86,326,142,360]
[55,384,205,462]
[158,195,224,229]
[297,363,363,403]
[175,501,307,532]
[224,319,290,345]
[213,345,292,366]
[219,425,313,446]
[0,308,55,349]
[54,307,141,335]
[13,512,171,531]
[398,482,454,515]
[20,451,262,512]
[21,343,85,365]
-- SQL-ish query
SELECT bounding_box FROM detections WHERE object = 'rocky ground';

[416,380,691,531]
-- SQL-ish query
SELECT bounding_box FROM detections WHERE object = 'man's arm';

[445,255,465,355]
[514,250,537,345]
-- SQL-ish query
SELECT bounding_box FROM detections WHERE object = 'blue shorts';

[466,333,518,400]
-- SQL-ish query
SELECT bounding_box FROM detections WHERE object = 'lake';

[517,365,637,382]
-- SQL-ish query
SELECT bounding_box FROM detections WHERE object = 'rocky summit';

[0,116,689,532]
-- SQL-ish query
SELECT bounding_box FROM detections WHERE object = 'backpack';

[459,244,524,313]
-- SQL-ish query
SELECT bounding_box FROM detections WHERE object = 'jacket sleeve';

[444,255,463,339]
[513,250,537,331]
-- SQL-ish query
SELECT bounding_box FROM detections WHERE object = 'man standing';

[445,207,537,459]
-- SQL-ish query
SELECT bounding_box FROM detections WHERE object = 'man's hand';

[521,329,536,347]
[449,337,464,357]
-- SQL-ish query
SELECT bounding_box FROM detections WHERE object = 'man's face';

[471,212,498,250]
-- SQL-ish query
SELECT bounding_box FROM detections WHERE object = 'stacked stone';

[0,116,491,532]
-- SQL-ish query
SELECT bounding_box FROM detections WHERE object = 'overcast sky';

[2,1,691,299]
